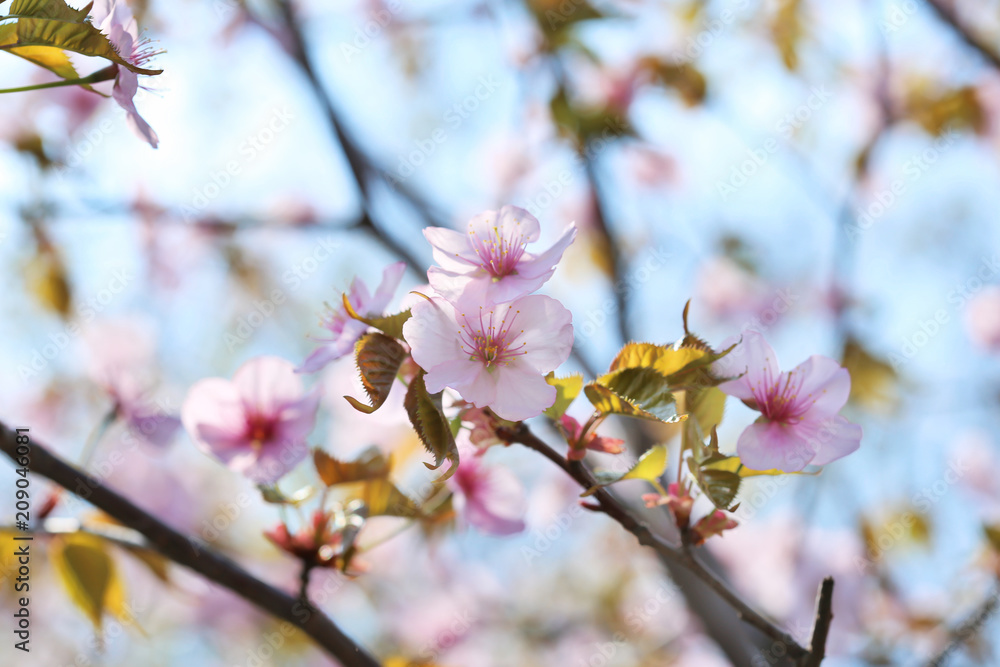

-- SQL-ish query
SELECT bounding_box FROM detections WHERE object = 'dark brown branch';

[502,422,823,663]
[0,422,380,667]
[799,577,835,667]
[273,0,440,264]
[582,155,631,345]
[924,0,1000,70]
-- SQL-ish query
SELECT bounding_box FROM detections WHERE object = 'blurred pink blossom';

[182,356,319,483]
[403,293,573,421]
[965,285,1000,352]
[82,318,180,449]
[299,261,406,373]
[448,454,526,536]
[626,144,678,188]
[425,206,576,304]
[696,255,768,321]
[715,330,862,471]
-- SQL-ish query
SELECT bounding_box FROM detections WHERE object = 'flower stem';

[79,405,120,469]
[0,66,117,94]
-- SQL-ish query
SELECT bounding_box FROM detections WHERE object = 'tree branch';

[502,421,831,664]
[924,580,1000,667]
[924,0,1000,70]
[799,577,835,667]
[0,422,380,667]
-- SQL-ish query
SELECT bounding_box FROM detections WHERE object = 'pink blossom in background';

[714,330,862,472]
[424,206,576,303]
[965,285,1000,352]
[695,255,768,322]
[448,453,526,535]
[182,356,319,483]
[82,318,180,448]
[90,0,162,148]
[403,293,573,421]
[299,261,406,373]
[625,143,678,188]
[48,84,103,136]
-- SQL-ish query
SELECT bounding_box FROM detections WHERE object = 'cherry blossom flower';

[264,510,343,568]
[965,285,1000,352]
[559,413,624,460]
[461,406,508,449]
[643,482,695,527]
[448,454,526,535]
[689,510,738,545]
[299,262,406,373]
[90,0,162,148]
[182,356,320,483]
[424,206,576,304]
[403,293,573,421]
[82,318,180,449]
[714,330,862,472]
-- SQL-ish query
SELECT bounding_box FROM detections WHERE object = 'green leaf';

[586,367,684,423]
[0,17,163,75]
[258,484,315,505]
[7,45,85,86]
[543,372,583,419]
[52,533,129,630]
[404,371,459,480]
[687,456,741,510]
[342,293,411,340]
[360,478,423,519]
[344,332,406,414]
[9,0,92,21]
[984,523,1000,554]
[584,444,669,496]
[313,446,391,486]
[689,386,726,436]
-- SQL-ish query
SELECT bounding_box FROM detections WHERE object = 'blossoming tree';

[3,0,1000,666]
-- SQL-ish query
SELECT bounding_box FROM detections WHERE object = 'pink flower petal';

[244,438,310,484]
[790,355,851,420]
[182,377,246,456]
[506,295,573,373]
[799,416,862,466]
[425,358,483,395]
[491,361,557,421]
[368,261,406,314]
[274,388,321,445]
[716,330,779,402]
[423,226,480,272]
[736,419,818,472]
[468,205,540,246]
[232,356,305,414]
[403,297,464,372]
[450,457,526,536]
[456,365,499,411]
[427,266,476,302]
[112,69,158,149]
[516,224,577,279]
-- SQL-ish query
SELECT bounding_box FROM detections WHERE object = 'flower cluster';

[176,207,863,556]
[403,206,577,421]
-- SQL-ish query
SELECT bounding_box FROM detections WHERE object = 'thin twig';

[502,422,819,662]
[799,577,835,667]
[924,581,1000,667]
[0,422,380,667]
[924,0,1000,70]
